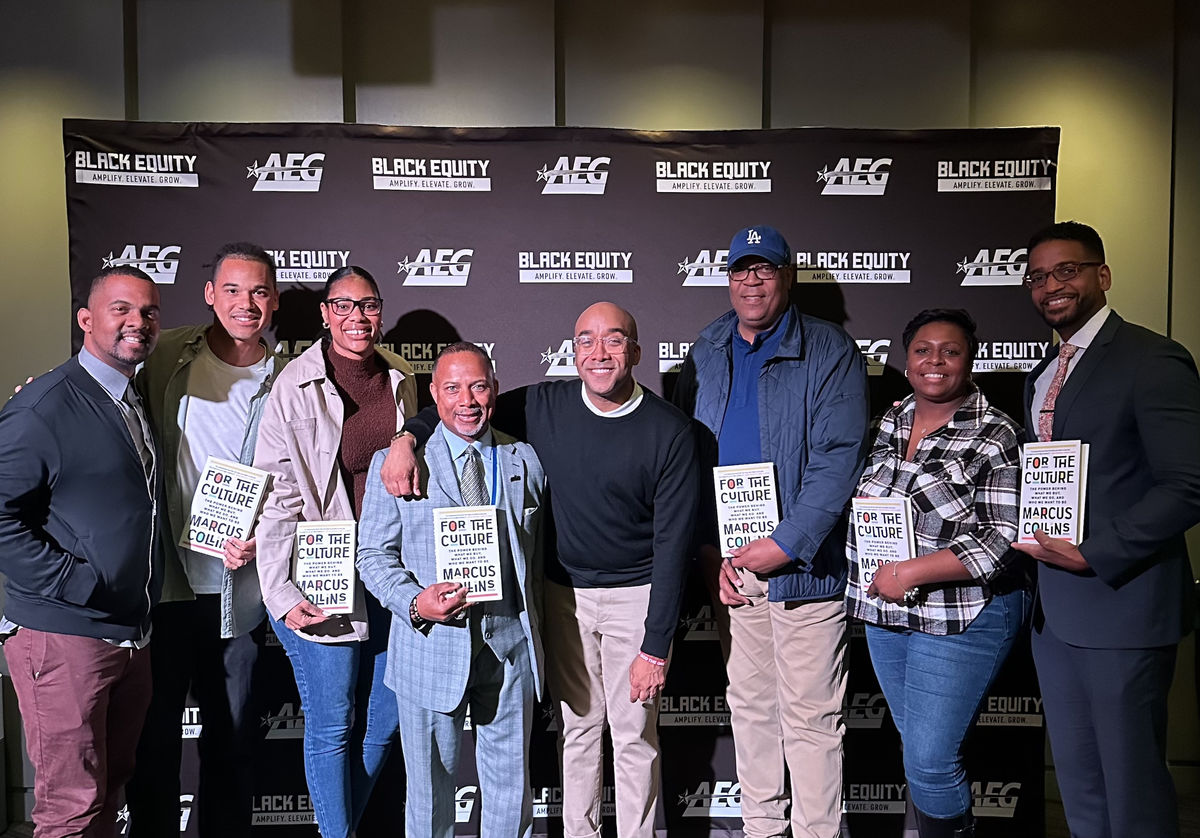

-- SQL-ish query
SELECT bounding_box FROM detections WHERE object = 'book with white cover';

[293,521,357,615]
[179,456,269,558]
[851,496,917,586]
[433,506,503,603]
[713,462,781,556]
[1018,440,1089,545]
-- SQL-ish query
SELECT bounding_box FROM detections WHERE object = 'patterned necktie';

[1038,343,1078,442]
[459,445,489,506]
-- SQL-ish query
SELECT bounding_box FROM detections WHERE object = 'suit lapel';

[1051,312,1122,439]
[423,427,463,506]
[495,436,527,578]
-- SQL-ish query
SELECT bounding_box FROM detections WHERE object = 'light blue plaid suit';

[357,425,545,838]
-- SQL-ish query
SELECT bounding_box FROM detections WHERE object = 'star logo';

[102,251,118,268]
[246,161,262,179]
[397,257,414,274]
[536,165,551,182]
[816,166,833,183]
[956,258,970,274]
[677,260,690,275]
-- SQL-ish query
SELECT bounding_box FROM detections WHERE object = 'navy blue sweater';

[0,357,165,640]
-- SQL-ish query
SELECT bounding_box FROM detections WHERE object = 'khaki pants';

[544,580,661,838]
[725,574,848,838]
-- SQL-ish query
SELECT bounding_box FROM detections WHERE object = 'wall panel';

[561,0,763,129]
[138,0,343,122]
[770,1,972,128]
[352,0,556,127]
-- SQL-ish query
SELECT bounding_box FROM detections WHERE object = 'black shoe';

[913,808,976,838]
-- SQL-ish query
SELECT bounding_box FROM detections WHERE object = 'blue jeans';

[866,588,1028,819]
[273,593,398,838]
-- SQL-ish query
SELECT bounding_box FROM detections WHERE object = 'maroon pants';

[4,629,152,838]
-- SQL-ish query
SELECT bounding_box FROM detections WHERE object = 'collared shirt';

[79,345,135,401]
[1032,305,1112,420]
[718,308,791,468]
[719,308,794,559]
[79,346,153,477]
[440,425,499,505]
[580,381,644,417]
[846,387,1023,635]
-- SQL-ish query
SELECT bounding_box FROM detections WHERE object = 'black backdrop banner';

[64,120,1057,837]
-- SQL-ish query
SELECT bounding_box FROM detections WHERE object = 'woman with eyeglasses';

[845,308,1030,838]
[253,266,417,838]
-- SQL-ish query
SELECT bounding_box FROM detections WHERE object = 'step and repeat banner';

[64,120,1058,837]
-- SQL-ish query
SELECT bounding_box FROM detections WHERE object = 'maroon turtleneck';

[325,345,395,518]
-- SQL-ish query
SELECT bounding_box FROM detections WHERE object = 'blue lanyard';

[488,444,498,506]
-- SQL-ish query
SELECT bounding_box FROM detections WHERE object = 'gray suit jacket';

[356,425,546,713]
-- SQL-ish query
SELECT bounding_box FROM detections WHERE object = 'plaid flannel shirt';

[846,386,1023,634]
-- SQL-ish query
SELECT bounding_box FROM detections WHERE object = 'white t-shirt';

[176,341,270,593]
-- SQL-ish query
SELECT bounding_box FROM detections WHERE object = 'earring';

[903,368,908,377]
[321,322,330,331]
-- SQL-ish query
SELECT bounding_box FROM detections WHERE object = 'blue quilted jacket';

[674,306,869,602]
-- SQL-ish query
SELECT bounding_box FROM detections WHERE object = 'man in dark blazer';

[1014,221,1200,838]
[0,266,166,838]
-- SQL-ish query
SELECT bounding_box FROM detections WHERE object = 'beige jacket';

[253,341,417,643]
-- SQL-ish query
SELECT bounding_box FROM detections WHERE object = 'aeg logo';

[844,692,888,729]
[678,249,729,287]
[261,702,305,739]
[456,786,477,823]
[537,156,611,194]
[855,339,891,376]
[102,244,181,285]
[397,248,474,286]
[972,781,1021,818]
[680,604,719,641]
[958,248,1028,286]
[541,339,577,377]
[679,781,741,817]
[817,157,892,196]
[247,152,325,192]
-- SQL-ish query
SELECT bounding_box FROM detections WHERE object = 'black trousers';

[126,595,266,838]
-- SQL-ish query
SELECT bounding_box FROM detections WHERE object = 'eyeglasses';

[572,335,637,354]
[1023,261,1101,289]
[325,297,383,316]
[728,263,785,282]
